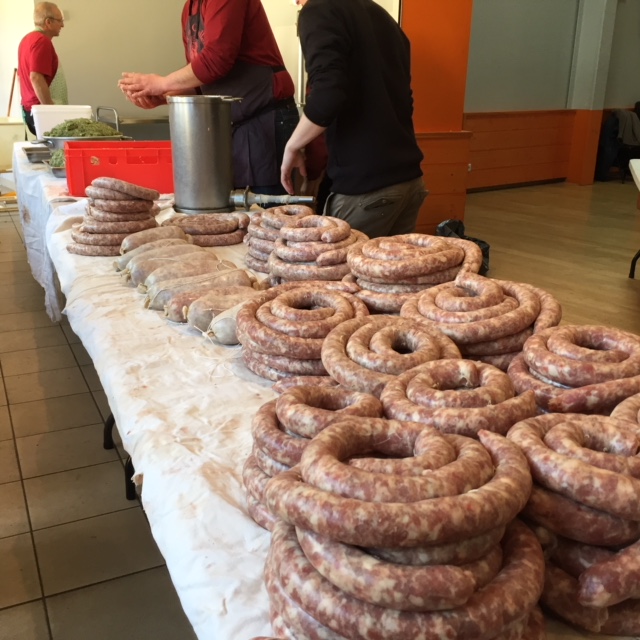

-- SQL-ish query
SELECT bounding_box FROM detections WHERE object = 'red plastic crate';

[64,140,174,197]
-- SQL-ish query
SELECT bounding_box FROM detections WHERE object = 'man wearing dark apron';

[119,0,298,196]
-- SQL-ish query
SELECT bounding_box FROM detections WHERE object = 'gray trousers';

[323,177,428,238]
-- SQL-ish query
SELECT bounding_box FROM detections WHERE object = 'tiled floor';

[0,212,197,639]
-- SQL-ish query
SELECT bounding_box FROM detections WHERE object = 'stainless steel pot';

[168,95,240,213]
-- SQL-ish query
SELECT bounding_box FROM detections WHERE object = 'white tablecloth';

[13,141,75,321]
[42,202,625,640]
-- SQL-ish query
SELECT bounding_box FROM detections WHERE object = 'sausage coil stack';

[508,325,640,413]
[237,285,369,381]
[244,205,314,273]
[67,177,160,256]
[263,420,544,639]
[321,315,461,397]
[242,386,383,531]
[268,215,368,284]
[344,233,484,313]
[507,412,640,635]
[401,272,562,371]
[380,359,537,437]
[161,212,250,246]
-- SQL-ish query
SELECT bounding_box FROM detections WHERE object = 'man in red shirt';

[18,2,64,135]
[119,0,298,196]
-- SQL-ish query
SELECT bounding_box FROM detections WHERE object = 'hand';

[281,145,307,195]
[122,92,166,109]
[118,72,166,98]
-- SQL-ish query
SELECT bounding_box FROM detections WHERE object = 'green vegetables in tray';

[49,149,66,167]
[44,118,120,137]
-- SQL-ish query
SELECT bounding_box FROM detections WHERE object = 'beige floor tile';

[0,534,42,608]
[80,364,102,392]
[60,324,80,345]
[16,423,118,478]
[1,345,77,377]
[69,342,92,366]
[0,260,31,274]
[47,567,196,640]
[10,393,103,438]
[25,461,135,530]
[0,251,27,264]
[0,405,11,441]
[0,326,66,354]
[5,367,88,404]
[0,240,27,254]
[0,270,37,287]
[0,310,56,333]
[0,383,6,407]
[91,389,111,422]
[0,482,30,539]
[0,282,44,299]
[0,294,45,315]
[0,440,20,484]
[0,600,49,640]
[35,509,164,596]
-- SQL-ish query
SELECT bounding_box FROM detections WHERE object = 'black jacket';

[299,0,423,195]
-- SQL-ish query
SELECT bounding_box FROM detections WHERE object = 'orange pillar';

[402,0,474,233]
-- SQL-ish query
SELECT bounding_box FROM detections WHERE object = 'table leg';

[630,250,640,278]
[103,413,115,450]
[124,456,137,501]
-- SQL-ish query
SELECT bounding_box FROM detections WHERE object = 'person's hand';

[118,72,166,98]
[281,145,307,195]
[122,92,166,109]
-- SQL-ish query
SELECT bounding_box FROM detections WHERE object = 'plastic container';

[64,140,174,197]
[31,105,93,139]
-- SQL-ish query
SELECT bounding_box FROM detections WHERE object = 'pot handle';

[96,106,120,131]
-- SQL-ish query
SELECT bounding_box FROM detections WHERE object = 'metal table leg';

[629,250,640,278]
[103,412,115,450]
[124,456,137,501]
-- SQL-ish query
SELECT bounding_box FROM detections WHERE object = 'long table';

[39,191,623,640]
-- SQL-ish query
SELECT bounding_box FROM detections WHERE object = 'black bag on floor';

[435,219,490,276]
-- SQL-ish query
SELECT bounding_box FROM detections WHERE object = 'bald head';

[34,2,62,27]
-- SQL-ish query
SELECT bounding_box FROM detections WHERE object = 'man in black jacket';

[281,0,427,238]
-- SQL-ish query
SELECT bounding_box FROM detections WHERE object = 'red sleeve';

[182,2,189,63]
[30,38,57,78]
[190,0,249,84]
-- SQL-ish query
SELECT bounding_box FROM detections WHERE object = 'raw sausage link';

[89,208,154,222]
[600,599,640,636]
[275,386,383,438]
[71,228,128,246]
[124,245,205,286]
[80,217,157,235]
[242,453,272,504]
[248,219,280,241]
[190,230,246,246]
[265,429,532,547]
[245,253,270,273]
[354,288,421,314]
[91,177,160,201]
[540,562,608,633]
[272,376,340,395]
[162,214,240,235]
[274,232,357,264]
[268,252,351,282]
[261,205,315,229]
[507,413,640,520]
[611,392,640,425]
[253,443,290,477]
[90,198,154,213]
[268,519,543,639]
[249,351,326,376]
[522,483,640,546]
[321,315,461,397]
[85,185,137,201]
[120,225,189,253]
[579,537,640,607]
[551,537,614,579]
[380,359,537,437]
[246,491,278,532]
[369,526,506,567]
[242,350,297,381]
[249,237,277,255]
[280,214,352,244]
[67,242,121,256]
[113,239,188,271]
[247,246,272,262]
[141,254,228,293]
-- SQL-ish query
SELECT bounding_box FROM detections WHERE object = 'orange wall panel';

[567,110,602,186]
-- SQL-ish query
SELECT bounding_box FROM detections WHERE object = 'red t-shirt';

[18,31,58,112]
[181,0,293,101]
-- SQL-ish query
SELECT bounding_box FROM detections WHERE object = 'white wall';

[465,0,579,112]
[604,0,640,107]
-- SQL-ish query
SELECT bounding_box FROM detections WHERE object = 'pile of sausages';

[507,413,640,635]
[67,177,160,257]
[236,285,369,381]
[244,205,314,273]
[261,419,544,639]
[400,272,562,371]
[161,212,249,246]
[320,315,461,397]
[343,234,484,313]
[242,385,384,531]
[507,324,640,413]
[379,359,537,438]
[269,215,368,284]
